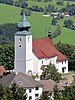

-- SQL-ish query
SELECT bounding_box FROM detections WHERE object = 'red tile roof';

[32,37,68,62]
[0,66,6,75]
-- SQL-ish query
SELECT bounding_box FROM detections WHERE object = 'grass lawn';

[53,16,75,45]
[0,3,75,46]
[0,3,21,24]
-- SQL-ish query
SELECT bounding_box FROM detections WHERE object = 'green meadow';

[0,4,21,23]
[0,3,75,45]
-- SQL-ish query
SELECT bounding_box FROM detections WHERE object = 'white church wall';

[26,60,33,74]
[46,56,57,65]
[33,55,58,75]
[32,53,39,74]
[38,58,46,75]
[26,35,32,60]
[37,56,57,75]
[33,54,68,74]
[25,35,33,73]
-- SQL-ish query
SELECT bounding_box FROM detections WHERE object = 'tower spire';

[17,12,31,31]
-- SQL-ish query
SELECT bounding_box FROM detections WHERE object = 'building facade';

[14,13,68,75]
[0,72,43,100]
[32,38,68,75]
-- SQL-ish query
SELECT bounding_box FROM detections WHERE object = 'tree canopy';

[40,63,61,83]
[53,84,75,100]
[0,82,27,100]
[56,42,75,70]
[0,44,14,70]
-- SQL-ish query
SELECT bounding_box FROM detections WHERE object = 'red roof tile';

[41,65,46,70]
[32,37,68,62]
[0,66,6,75]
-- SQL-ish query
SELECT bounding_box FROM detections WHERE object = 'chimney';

[48,29,52,39]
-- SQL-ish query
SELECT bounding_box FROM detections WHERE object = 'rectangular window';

[29,89,32,93]
[35,87,39,90]
[62,61,63,64]
[42,61,43,64]
[28,37,30,43]
[35,93,39,97]
[65,61,66,63]
[29,96,32,100]
[19,38,21,41]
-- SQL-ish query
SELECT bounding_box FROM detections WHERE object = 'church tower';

[14,12,33,74]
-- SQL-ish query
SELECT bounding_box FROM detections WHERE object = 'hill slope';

[0,3,75,45]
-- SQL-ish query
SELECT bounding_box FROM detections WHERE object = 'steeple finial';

[17,12,31,31]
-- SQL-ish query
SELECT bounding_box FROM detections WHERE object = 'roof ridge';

[33,37,48,41]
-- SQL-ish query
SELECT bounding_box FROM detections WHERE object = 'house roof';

[38,80,56,92]
[38,80,65,92]
[0,72,15,86]
[0,66,6,75]
[32,37,68,62]
[0,72,43,88]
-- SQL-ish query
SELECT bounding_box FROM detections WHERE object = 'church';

[14,13,68,76]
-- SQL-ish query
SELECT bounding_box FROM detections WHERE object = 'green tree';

[0,44,14,70]
[64,19,73,28]
[56,42,75,70]
[56,42,75,59]
[40,63,61,83]
[62,85,75,100]
[20,8,31,16]
[40,91,50,100]
[53,84,61,100]
[51,18,58,25]
[0,83,5,100]
[52,24,61,38]
[56,0,64,6]
[53,84,75,100]
[10,82,27,100]
[0,83,27,100]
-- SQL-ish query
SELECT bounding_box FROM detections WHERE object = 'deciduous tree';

[40,63,61,83]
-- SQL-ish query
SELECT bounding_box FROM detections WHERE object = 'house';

[14,12,68,76]
[0,72,43,100]
[51,12,60,18]
[62,12,70,17]
[38,79,65,100]
[39,80,55,100]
